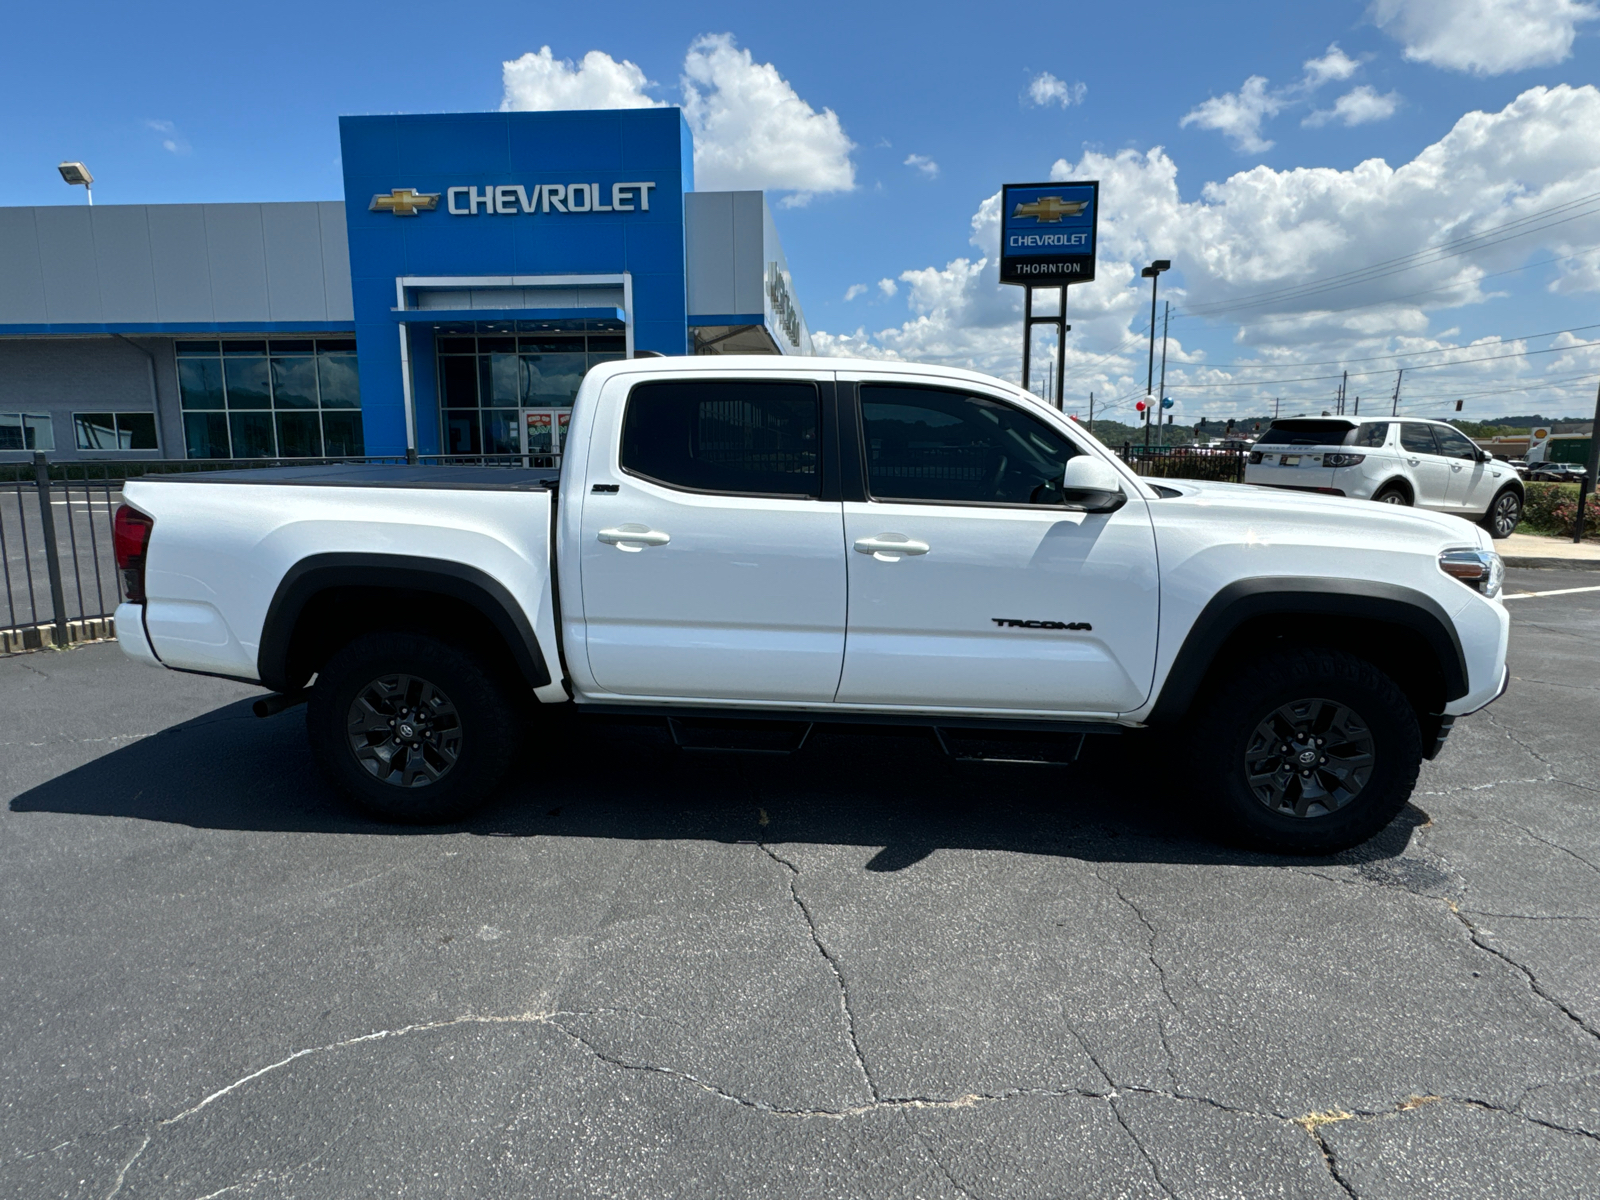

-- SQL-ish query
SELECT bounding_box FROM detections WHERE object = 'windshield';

[1255,420,1358,448]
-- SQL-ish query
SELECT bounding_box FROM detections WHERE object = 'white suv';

[1244,416,1525,538]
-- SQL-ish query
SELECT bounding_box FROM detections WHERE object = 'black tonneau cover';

[142,464,561,492]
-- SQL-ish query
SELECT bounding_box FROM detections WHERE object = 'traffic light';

[1225,419,1235,433]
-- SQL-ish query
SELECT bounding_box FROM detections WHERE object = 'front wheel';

[1186,647,1422,854]
[307,631,519,823]
[1481,489,1522,539]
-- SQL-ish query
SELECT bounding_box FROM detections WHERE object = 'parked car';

[1525,462,1589,483]
[1244,416,1525,538]
[111,357,1510,854]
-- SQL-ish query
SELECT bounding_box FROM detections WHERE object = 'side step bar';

[668,717,813,755]
[934,727,1084,765]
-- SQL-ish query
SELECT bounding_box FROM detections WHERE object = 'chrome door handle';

[1451,464,1463,471]
[1407,458,1420,465]
[598,524,670,551]
[854,534,930,558]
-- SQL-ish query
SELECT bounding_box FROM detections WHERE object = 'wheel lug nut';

[1301,770,1311,777]
[1320,756,1327,764]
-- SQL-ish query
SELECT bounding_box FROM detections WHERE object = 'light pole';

[58,161,93,205]
[1140,260,1170,449]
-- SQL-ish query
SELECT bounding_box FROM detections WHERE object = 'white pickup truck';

[112,356,1510,853]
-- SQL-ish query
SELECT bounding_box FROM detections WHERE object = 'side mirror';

[1059,456,1128,513]
[1476,448,1493,463]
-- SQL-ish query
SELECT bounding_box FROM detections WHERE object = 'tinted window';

[1434,426,1480,460]
[1400,423,1439,454]
[621,381,821,498]
[859,385,1079,505]
[1353,422,1390,448]
[1255,420,1357,447]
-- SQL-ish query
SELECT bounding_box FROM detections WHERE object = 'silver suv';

[1244,416,1525,538]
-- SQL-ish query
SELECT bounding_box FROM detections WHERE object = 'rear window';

[1255,420,1357,448]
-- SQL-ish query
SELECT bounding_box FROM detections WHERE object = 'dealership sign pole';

[1001,181,1098,411]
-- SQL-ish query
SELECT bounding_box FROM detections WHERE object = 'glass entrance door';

[522,409,571,466]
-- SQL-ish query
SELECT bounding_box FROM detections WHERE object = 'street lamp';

[58,161,93,205]
[1140,260,1170,449]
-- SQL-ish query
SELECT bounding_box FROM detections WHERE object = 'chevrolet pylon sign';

[999,181,1098,286]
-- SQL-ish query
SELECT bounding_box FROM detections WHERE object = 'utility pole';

[1088,390,1094,434]
[1574,379,1600,542]
[1337,370,1347,416]
[1391,369,1404,416]
[1353,395,1360,416]
[1274,397,1281,420]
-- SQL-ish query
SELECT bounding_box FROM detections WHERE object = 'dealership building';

[0,109,813,461]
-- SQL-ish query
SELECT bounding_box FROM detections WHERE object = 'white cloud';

[681,34,855,203]
[145,119,189,155]
[1181,76,1281,153]
[1182,44,1369,153]
[815,85,1600,418]
[904,153,939,179]
[1305,86,1401,127]
[501,35,855,205]
[1302,44,1361,87]
[1371,0,1598,75]
[1027,73,1087,108]
[501,46,662,110]
[877,278,899,298]
[844,283,868,301]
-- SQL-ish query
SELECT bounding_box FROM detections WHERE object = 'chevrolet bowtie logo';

[369,188,440,216]
[1012,196,1089,223]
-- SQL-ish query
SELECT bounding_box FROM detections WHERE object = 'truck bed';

[141,464,561,492]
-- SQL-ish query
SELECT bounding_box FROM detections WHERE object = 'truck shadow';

[8,698,1428,870]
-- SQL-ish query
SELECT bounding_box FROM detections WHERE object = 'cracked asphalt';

[2,566,1597,1198]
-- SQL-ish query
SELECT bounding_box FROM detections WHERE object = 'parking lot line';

[1502,584,1600,600]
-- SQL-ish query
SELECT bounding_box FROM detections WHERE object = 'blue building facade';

[0,108,811,462]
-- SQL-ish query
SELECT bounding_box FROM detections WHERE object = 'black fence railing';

[1,452,553,654]
[1116,443,1248,484]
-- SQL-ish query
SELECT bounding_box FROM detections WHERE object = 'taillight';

[1248,451,1263,464]
[113,505,154,603]
[1323,453,1366,468]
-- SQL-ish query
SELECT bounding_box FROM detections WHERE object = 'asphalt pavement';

[2,567,1597,1198]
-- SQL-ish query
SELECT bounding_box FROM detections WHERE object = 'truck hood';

[1145,478,1492,550]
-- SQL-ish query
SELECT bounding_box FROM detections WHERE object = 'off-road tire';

[308,631,517,824]
[1186,646,1422,854]
[1481,488,1522,540]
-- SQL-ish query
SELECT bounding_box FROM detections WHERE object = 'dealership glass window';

[0,413,55,452]
[74,412,158,451]
[176,338,362,458]
[436,325,626,455]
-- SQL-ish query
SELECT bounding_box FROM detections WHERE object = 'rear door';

[1399,423,1452,509]
[576,373,848,702]
[835,379,1159,714]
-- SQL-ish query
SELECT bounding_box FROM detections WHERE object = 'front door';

[1399,423,1452,510]
[577,374,847,702]
[1433,424,1500,514]
[835,381,1159,714]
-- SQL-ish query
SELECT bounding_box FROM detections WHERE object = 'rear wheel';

[1372,484,1410,506]
[308,631,518,823]
[1481,489,1522,539]
[1186,646,1421,854]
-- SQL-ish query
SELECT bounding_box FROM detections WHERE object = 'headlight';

[1439,548,1503,598]
[1323,453,1365,467]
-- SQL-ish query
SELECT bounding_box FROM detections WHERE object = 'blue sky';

[6,0,1600,421]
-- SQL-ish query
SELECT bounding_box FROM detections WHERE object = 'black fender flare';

[1147,577,1468,722]
[258,553,551,693]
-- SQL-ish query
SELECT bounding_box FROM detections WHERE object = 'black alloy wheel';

[1485,490,1522,539]
[1244,698,1374,819]
[1187,646,1422,854]
[308,631,518,823]
[346,673,462,788]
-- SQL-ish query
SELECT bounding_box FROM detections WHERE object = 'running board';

[667,717,814,755]
[934,727,1084,765]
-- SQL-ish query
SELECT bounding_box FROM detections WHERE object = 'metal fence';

[1116,443,1248,484]
[0,452,540,655]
